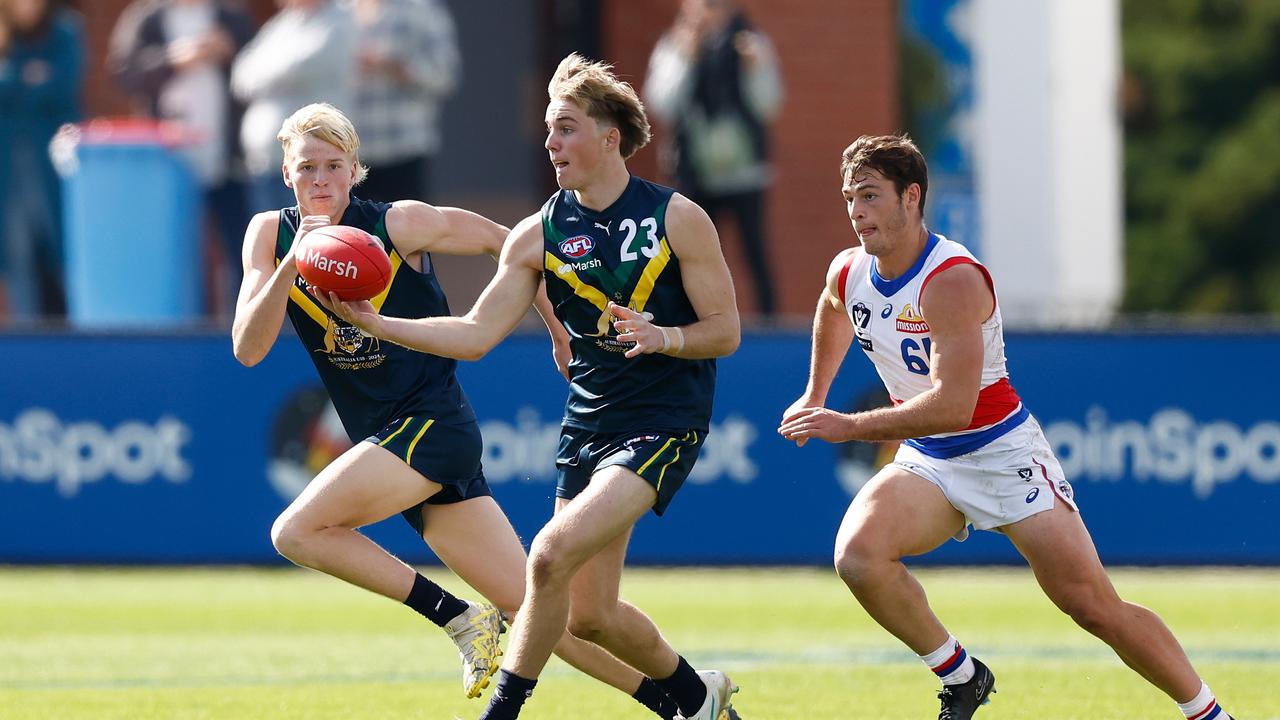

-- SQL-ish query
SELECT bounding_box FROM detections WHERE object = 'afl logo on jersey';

[559,235,596,258]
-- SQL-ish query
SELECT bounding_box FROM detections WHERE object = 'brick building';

[73,0,898,321]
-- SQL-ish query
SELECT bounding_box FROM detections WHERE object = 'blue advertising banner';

[2,332,1277,565]
[900,0,981,254]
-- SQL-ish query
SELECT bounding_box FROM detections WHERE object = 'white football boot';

[442,601,504,698]
[675,669,740,720]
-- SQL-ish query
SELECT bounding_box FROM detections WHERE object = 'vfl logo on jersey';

[1018,467,1033,481]
[559,235,596,258]
[896,304,929,333]
[851,301,874,351]
[851,302,872,329]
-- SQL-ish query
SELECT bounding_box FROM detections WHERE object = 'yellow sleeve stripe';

[545,251,611,312]
[545,250,614,335]
[369,251,403,312]
[379,417,415,448]
[288,284,329,329]
[628,237,673,314]
[404,419,435,465]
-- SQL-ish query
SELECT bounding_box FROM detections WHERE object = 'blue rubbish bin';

[57,118,201,327]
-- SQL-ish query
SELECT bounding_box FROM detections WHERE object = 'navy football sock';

[653,656,708,718]
[403,572,468,627]
[479,670,537,720]
[633,676,680,719]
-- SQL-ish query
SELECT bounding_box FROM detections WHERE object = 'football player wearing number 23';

[319,54,744,720]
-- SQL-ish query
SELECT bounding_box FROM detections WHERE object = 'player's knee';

[1058,593,1118,638]
[566,607,613,643]
[270,513,308,564]
[527,534,574,588]
[833,536,879,589]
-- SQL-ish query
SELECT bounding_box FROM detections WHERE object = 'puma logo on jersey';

[593,220,612,234]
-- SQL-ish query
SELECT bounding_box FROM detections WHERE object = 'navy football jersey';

[276,195,475,441]
[542,176,716,432]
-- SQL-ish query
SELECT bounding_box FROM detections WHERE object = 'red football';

[295,225,392,301]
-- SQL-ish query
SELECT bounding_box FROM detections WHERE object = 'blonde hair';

[548,53,651,159]
[277,103,369,185]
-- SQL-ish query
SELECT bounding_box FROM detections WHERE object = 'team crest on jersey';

[559,235,596,258]
[317,318,385,370]
[896,304,929,333]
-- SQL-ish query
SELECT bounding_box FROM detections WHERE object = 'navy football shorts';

[365,416,492,534]
[555,427,706,516]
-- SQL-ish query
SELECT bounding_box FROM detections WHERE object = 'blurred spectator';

[645,0,782,318]
[231,0,354,213]
[0,0,82,322]
[348,0,459,203]
[108,0,255,318]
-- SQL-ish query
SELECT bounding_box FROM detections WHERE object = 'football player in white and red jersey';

[779,135,1232,720]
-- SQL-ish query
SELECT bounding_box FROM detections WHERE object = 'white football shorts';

[891,414,1078,538]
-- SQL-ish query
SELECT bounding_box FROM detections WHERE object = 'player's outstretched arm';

[610,193,740,359]
[232,211,330,366]
[385,201,509,260]
[317,215,544,361]
[779,249,858,445]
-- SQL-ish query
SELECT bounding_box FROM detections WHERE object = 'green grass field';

[0,566,1276,719]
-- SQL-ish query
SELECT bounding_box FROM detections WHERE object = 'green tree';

[1122,0,1280,313]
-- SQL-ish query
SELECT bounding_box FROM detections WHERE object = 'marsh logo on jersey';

[559,235,596,258]
[896,304,929,333]
[556,258,603,274]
